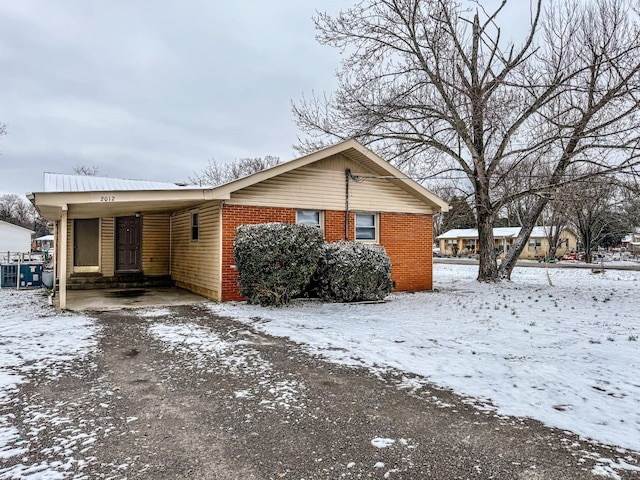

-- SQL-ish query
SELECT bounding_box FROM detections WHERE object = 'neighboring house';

[34,234,54,252]
[437,226,578,260]
[0,220,34,259]
[621,230,640,255]
[29,140,449,308]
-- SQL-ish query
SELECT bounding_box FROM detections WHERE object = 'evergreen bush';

[313,241,393,302]
[234,223,324,306]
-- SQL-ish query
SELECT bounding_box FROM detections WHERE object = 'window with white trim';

[355,213,378,242]
[296,210,322,228]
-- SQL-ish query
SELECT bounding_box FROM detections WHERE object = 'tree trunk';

[499,197,550,279]
[476,210,498,282]
[585,245,593,264]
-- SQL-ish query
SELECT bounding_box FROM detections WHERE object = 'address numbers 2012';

[100,196,115,202]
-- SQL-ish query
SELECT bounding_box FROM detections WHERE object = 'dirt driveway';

[3,304,638,479]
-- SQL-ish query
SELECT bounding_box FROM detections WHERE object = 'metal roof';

[436,228,480,240]
[43,173,200,193]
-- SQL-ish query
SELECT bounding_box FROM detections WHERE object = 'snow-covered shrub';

[234,223,324,306]
[313,241,393,302]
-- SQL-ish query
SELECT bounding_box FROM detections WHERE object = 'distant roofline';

[0,219,35,234]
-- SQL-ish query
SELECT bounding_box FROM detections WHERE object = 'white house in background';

[437,226,578,260]
[0,220,34,258]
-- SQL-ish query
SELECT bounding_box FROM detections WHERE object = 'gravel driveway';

[2,303,638,479]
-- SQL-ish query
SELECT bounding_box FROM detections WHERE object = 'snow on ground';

[210,264,640,458]
[148,321,306,411]
[0,289,100,478]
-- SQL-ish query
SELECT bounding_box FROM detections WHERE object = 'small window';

[297,210,322,228]
[355,213,377,241]
[191,212,199,241]
[465,239,476,251]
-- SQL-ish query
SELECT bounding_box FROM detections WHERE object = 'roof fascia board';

[31,188,225,207]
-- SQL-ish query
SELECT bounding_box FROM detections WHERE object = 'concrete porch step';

[67,273,173,290]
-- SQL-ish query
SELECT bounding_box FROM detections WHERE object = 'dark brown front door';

[116,216,141,272]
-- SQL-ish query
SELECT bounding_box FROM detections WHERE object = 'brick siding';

[221,204,433,301]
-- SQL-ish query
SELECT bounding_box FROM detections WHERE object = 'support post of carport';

[59,205,68,309]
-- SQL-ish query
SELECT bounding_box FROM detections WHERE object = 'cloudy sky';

[0,1,529,196]
[0,0,350,195]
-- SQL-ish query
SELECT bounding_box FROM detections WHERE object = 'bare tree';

[0,194,50,237]
[190,156,281,186]
[440,195,476,234]
[293,0,640,281]
[538,201,570,260]
[0,194,22,223]
[562,178,627,263]
[73,165,100,176]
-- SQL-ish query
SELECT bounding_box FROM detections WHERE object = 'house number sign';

[100,196,116,202]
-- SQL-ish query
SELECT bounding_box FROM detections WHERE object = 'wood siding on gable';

[170,202,221,300]
[227,166,433,214]
[141,214,170,276]
[309,153,373,174]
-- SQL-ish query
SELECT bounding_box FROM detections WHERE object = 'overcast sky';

[0,0,351,195]
[0,1,529,196]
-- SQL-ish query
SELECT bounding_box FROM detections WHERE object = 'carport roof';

[43,173,199,192]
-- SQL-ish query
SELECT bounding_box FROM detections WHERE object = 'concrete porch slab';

[58,286,210,312]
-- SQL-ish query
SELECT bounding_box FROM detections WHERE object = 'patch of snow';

[592,456,640,479]
[209,264,640,454]
[371,438,395,448]
[0,289,100,478]
[138,308,173,318]
[592,464,622,479]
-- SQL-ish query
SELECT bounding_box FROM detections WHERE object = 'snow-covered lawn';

[0,289,99,477]
[210,263,640,456]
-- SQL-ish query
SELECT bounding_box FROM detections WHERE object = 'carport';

[58,286,208,311]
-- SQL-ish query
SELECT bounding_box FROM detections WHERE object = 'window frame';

[296,209,324,230]
[465,238,476,252]
[191,211,200,242]
[354,212,379,243]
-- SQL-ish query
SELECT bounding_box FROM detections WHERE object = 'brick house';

[29,140,448,308]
